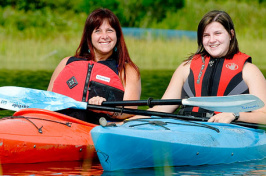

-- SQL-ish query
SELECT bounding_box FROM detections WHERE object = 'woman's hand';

[88,96,112,115]
[88,96,106,105]
[208,112,235,123]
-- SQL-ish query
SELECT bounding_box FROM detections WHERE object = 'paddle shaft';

[87,104,266,130]
[102,98,182,107]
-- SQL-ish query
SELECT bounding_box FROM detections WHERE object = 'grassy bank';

[1,35,265,71]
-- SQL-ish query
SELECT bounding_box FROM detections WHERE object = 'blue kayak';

[91,118,266,171]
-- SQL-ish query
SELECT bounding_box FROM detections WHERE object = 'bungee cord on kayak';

[123,118,220,133]
[1,116,72,134]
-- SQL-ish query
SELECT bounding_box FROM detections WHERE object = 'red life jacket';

[52,57,124,102]
[181,52,251,114]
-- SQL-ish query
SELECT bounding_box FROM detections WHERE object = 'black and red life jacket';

[52,57,124,102]
[180,52,251,115]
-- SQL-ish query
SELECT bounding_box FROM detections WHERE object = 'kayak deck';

[91,118,266,171]
[0,108,97,164]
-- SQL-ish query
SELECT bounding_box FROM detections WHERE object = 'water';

[2,159,266,175]
[103,160,266,175]
[0,69,266,175]
[122,27,197,40]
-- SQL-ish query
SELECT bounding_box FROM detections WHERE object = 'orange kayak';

[0,108,97,164]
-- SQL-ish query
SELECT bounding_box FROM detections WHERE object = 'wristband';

[233,112,240,122]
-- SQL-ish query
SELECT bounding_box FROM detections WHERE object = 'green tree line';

[0,0,265,39]
[0,0,184,28]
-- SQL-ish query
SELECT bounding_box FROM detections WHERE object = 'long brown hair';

[75,8,139,81]
[187,10,239,62]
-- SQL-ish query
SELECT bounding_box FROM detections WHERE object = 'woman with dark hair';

[48,8,141,124]
[132,10,266,124]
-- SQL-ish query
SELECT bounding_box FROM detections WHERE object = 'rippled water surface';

[1,159,266,175]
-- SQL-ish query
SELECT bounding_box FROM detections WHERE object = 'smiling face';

[203,22,233,58]
[91,19,117,61]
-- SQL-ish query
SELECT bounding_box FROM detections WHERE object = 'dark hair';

[75,8,139,81]
[187,10,239,61]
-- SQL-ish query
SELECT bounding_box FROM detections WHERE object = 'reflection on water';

[1,160,103,176]
[1,159,266,176]
[102,159,266,176]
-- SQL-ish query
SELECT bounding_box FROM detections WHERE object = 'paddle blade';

[0,86,87,111]
[182,94,264,112]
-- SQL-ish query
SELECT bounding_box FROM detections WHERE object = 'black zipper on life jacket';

[207,59,219,96]
[82,63,94,102]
